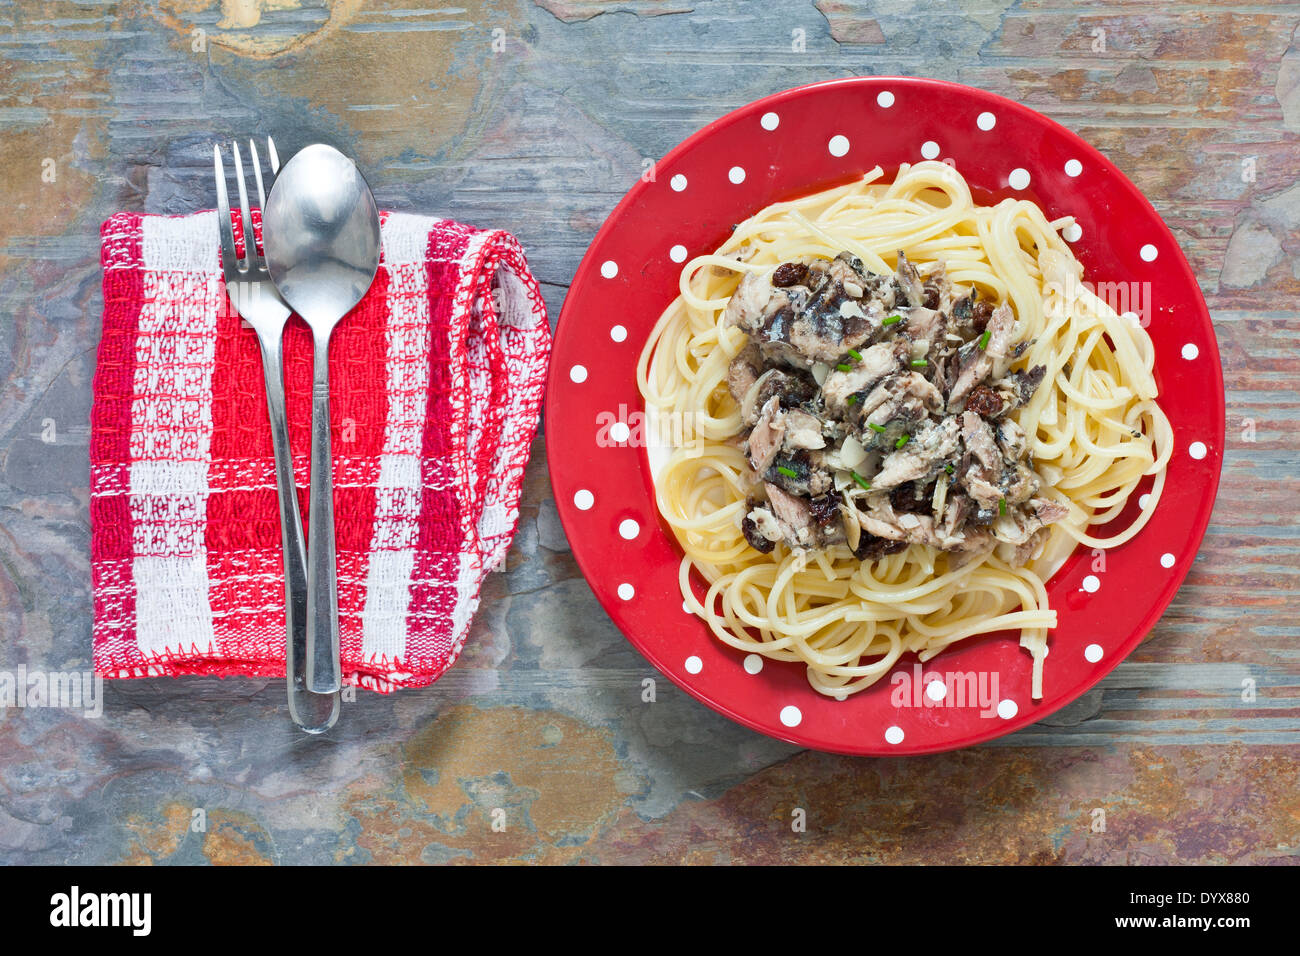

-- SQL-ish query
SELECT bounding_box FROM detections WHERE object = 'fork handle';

[258,333,339,731]
[306,330,342,694]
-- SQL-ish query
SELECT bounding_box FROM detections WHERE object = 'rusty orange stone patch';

[0,1,110,273]
[147,0,513,170]
[202,809,275,865]
[342,704,625,863]
[120,801,193,865]
[594,746,1300,865]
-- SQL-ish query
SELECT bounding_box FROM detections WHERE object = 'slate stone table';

[0,0,1296,864]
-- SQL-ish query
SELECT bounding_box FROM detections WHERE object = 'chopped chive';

[998,497,1007,516]
[777,465,798,478]
[847,348,862,362]
[910,359,928,367]
[882,314,903,326]
[836,363,852,372]
[847,394,858,406]
[868,423,886,434]
[895,434,910,449]
[852,471,871,491]
[944,463,955,475]
[978,329,991,350]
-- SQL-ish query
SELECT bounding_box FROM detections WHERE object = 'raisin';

[965,384,1003,418]
[971,299,994,333]
[853,534,907,561]
[771,262,808,288]
[889,483,919,513]
[890,480,936,514]
[807,491,842,529]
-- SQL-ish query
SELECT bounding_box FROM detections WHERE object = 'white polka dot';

[600,260,618,279]
[569,364,587,383]
[1008,167,1031,190]
[834,691,847,701]
[618,518,639,540]
[1064,159,1083,177]
[997,699,1018,720]
[573,489,594,511]
[828,134,850,157]
[977,111,996,131]
[780,705,802,727]
[921,140,940,160]
[760,111,779,131]
[1063,222,1082,242]
[684,655,702,675]
[610,324,627,342]
[884,725,905,745]
[669,244,687,263]
[1160,552,1175,568]
[925,680,947,702]
[1082,574,1100,593]
[1182,343,1199,360]
[670,174,687,192]
[617,583,634,600]
[876,90,895,108]
[743,654,763,675]
[728,165,746,184]
[1139,493,1151,509]
[610,421,631,443]
[1122,311,1139,325]
[1189,441,1207,460]
[1084,643,1104,663]
[682,599,691,613]
[1140,243,1158,261]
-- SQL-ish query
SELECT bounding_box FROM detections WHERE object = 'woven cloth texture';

[91,210,550,692]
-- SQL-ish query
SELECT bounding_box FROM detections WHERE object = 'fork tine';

[249,138,267,212]
[213,144,239,272]
[231,140,257,268]
[267,136,281,176]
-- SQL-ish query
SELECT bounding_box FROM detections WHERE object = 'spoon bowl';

[265,144,381,325]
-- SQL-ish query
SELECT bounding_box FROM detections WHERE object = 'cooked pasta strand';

[642,162,1172,700]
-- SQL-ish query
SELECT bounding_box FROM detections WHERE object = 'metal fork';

[214,138,341,733]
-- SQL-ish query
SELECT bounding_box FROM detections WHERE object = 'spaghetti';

[637,161,1173,700]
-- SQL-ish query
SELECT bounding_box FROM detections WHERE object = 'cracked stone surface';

[0,0,1296,864]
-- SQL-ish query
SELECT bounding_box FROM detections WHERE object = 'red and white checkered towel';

[91,210,549,692]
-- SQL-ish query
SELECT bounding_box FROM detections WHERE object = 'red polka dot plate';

[544,78,1224,755]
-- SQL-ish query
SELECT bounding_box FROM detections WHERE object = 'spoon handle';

[258,331,340,730]
[306,331,342,694]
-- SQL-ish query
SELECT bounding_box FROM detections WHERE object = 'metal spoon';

[263,144,381,695]
[214,137,340,732]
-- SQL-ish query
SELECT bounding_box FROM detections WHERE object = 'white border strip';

[360,213,436,661]
[130,212,220,658]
